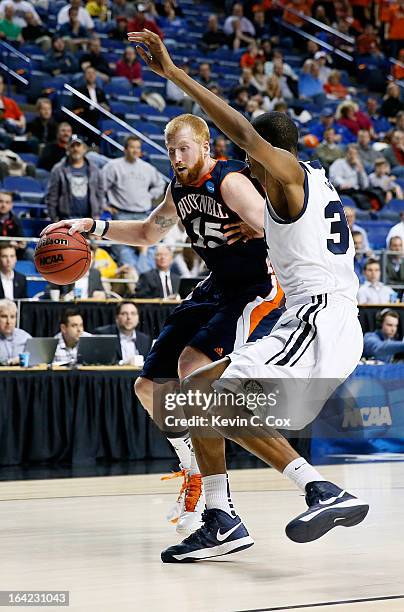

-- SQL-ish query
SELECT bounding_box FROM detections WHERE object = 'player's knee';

[178,346,207,380]
[134,376,152,411]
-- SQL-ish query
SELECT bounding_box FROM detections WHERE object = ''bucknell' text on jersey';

[170,159,270,291]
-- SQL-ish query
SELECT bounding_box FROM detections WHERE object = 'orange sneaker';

[176,473,204,536]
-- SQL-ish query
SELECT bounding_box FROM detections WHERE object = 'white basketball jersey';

[264,160,359,307]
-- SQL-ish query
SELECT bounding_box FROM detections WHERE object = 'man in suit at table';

[135,245,180,298]
[0,243,27,300]
[92,302,152,364]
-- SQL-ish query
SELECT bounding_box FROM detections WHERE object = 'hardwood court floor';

[0,463,402,612]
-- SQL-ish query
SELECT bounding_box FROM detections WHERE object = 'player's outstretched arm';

[127,30,303,188]
[40,186,180,246]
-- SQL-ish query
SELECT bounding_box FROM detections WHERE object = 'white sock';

[189,449,200,476]
[167,434,192,469]
[283,458,326,492]
[203,474,237,518]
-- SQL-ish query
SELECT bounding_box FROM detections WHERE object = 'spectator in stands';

[386,236,404,288]
[264,50,298,81]
[385,0,404,58]
[315,127,344,172]
[352,231,367,283]
[310,107,355,145]
[230,86,249,115]
[392,49,404,81]
[0,243,27,298]
[58,6,90,50]
[369,158,403,203]
[357,23,379,55]
[329,145,370,209]
[363,309,404,363]
[298,59,326,105]
[314,51,332,85]
[53,307,91,365]
[157,1,183,29]
[0,191,32,261]
[109,15,129,40]
[386,212,404,248]
[0,298,31,365]
[344,205,370,251]
[251,61,267,94]
[196,62,216,89]
[238,68,259,97]
[262,74,283,112]
[336,101,372,137]
[115,46,143,87]
[111,0,135,20]
[76,66,110,143]
[127,3,164,39]
[323,70,349,100]
[91,240,137,297]
[382,130,404,177]
[57,0,94,32]
[27,98,58,148]
[396,111,404,133]
[38,121,72,172]
[93,302,152,364]
[240,40,264,69]
[0,74,25,137]
[80,36,113,81]
[0,0,41,27]
[272,59,297,100]
[136,245,180,298]
[381,82,404,122]
[252,10,269,41]
[102,135,165,271]
[223,2,255,50]
[201,13,226,52]
[212,135,228,160]
[0,5,22,41]
[357,258,397,304]
[45,134,104,221]
[21,11,51,51]
[42,35,79,75]
[86,0,108,20]
[357,129,379,168]
[46,249,105,299]
[165,61,190,107]
[366,97,392,138]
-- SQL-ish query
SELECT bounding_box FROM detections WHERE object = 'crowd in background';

[0,0,403,364]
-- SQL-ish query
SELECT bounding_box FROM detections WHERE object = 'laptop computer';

[25,338,58,366]
[77,335,118,366]
[178,277,204,299]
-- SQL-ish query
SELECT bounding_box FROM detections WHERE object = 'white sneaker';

[176,473,204,536]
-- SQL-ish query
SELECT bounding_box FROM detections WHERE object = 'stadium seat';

[384,199,404,214]
[149,154,171,177]
[15,260,37,276]
[20,153,39,166]
[3,176,44,194]
[359,221,392,249]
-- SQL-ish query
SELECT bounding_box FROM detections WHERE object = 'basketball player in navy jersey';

[41,113,284,535]
[125,30,369,563]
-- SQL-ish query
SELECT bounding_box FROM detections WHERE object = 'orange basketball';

[34,227,91,285]
[303,134,320,148]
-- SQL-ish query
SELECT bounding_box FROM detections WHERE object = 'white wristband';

[92,220,106,237]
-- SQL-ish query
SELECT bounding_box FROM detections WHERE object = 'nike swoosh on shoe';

[216,522,242,542]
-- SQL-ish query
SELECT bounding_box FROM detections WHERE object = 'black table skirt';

[18,300,177,338]
[0,369,174,466]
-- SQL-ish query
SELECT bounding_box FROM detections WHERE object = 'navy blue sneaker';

[161,509,254,563]
[286,481,369,543]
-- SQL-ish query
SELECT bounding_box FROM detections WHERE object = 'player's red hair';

[165,114,210,145]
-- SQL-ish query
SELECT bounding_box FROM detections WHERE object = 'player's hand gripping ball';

[34,226,91,284]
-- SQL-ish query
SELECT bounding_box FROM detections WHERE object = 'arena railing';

[63,84,170,181]
[274,18,354,63]
[0,40,30,91]
[281,6,355,45]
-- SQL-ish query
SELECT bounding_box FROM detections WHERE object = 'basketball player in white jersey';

[127,30,369,564]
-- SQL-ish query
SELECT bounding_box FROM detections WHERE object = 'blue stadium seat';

[149,154,171,177]
[3,176,44,194]
[359,221,392,249]
[384,199,404,214]
[105,79,133,97]
[21,218,48,237]
[340,195,357,208]
[109,101,131,116]
[15,260,37,276]
[20,153,39,166]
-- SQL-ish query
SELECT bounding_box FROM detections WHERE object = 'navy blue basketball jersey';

[170,159,270,290]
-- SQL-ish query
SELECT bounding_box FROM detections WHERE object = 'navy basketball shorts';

[141,278,284,380]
